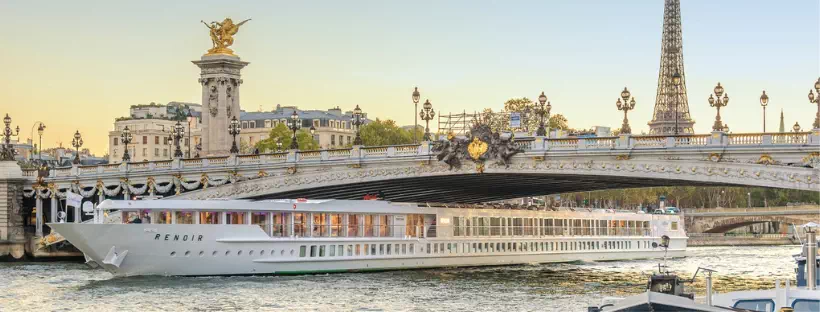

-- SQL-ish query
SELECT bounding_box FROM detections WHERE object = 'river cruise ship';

[49,199,687,277]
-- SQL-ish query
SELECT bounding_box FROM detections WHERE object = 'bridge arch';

[700,216,816,233]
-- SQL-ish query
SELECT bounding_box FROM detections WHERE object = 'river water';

[0,246,801,312]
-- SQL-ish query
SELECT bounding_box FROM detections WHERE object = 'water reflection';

[0,246,800,312]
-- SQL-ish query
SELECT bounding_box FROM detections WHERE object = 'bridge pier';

[0,161,26,260]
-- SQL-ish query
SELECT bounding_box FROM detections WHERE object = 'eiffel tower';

[648,0,695,135]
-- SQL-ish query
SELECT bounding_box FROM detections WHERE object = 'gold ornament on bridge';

[201,18,251,56]
[467,137,488,161]
[756,154,776,166]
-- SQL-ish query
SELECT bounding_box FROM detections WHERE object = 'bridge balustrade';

[23,131,819,180]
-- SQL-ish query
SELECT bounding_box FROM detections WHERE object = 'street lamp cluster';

[71,130,83,164]
[808,78,820,129]
[1,114,20,161]
[412,87,436,141]
[120,126,133,162]
[352,105,364,145]
[708,82,729,132]
[535,91,551,136]
[172,120,185,158]
[616,88,636,135]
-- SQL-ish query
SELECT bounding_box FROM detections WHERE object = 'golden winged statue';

[201,18,251,56]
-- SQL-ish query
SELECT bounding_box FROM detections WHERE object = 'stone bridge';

[19,131,820,236]
[684,206,820,233]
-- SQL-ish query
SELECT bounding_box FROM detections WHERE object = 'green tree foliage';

[553,186,818,209]
[548,114,569,130]
[359,119,420,146]
[254,123,319,152]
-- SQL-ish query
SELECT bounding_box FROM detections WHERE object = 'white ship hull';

[49,222,686,277]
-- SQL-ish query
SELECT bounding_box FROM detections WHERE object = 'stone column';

[35,195,43,237]
[192,55,249,156]
[0,161,26,259]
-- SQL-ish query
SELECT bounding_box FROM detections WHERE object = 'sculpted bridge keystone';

[21,131,820,205]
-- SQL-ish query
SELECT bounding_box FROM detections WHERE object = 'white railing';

[675,135,709,146]
[728,133,763,145]
[632,136,666,147]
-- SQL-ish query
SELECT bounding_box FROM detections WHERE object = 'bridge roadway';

[22,131,820,207]
[683,205,820,233]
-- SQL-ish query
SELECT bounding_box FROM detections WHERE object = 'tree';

[254,123,319,152]
[548,114,569,130]
[358,119,416,146]
[503,97,538,131]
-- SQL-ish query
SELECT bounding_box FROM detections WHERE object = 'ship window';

[338,245,343,257]
[453,217,461,236]
[158,211,172,224]
[364,215,375,237]
[237,250,242,256]
[433,243,438,253]
[270,250,275,256]
[293,213,307,237]
[313,213,328,237]
[402,244,407,255]
[347,245,353,256]
[671,222,678,231]
[226,212,246,225]
[364,244,369,256]
[319,245,325,257]
[225,250,231,256]
[199,251,204,257]
[409,244,414,254]
[379,215,391,237]
[792,299,819,311]
[175,211,194,224]
[251,212,268,235]
[427,243,432,254]
[184,251,190,257]
[170,251,176,257]
[371,244,377,255]
[249,250,254,256]
[386,244,392,255]
[212,251,218,256]
[290,249,294,256]
[734,299,775,312]
[348,214,360,237]
[200,212,220,224]
[329,245,335,257]
[310,246,317,257]
[355,244,361,256]
[299,246,306,257]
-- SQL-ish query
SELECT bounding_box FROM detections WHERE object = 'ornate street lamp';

[1,114,20,161]
[672,71,682,134]
[708,82,729,132]
[535,91,549,136]
[309,125,316,137]
[71,130,83,165]
[172,120,185,158]
[229,116,240,154]
[760,90,769,133]
[808,78,820,129]
[120,126,132,162]
[352,105,364,145]
[419,99,435,141]
[166,132,173,160]
[36,122,45,163]
[287,111,301,150]
[616,87,637,134]
[793,122,802,133]
[186,110,193,158]
[412,87,420,144]
[276,139,283,152]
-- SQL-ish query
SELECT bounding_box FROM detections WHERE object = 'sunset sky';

[1,0,818,154]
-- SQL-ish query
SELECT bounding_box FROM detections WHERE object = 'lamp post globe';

[36,122,45,162]
[1,114,20,161]
[71,130,83,164]
[287,111,301,150]
[759,90,769,132]
[671,71,683,134]
[616,88,636,135]
[229,115,241,154]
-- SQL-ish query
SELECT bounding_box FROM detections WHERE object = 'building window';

[154,148,159,156]
[331,135,335,146]
[242,121,248,129]
[155,136,159,144]
[142,136,147,144]
[184,138,189,146]
[347,136,351,144]
[163,149,168,156]
[313,120,319,128]
[113,138,118,146]
[142,148,147,156]
[265,120,271,128]
[249,121,256,128]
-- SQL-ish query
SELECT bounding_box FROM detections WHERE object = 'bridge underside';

[246,173,731,203]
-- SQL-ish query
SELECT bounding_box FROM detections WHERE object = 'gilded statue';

[201,18,251,56]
